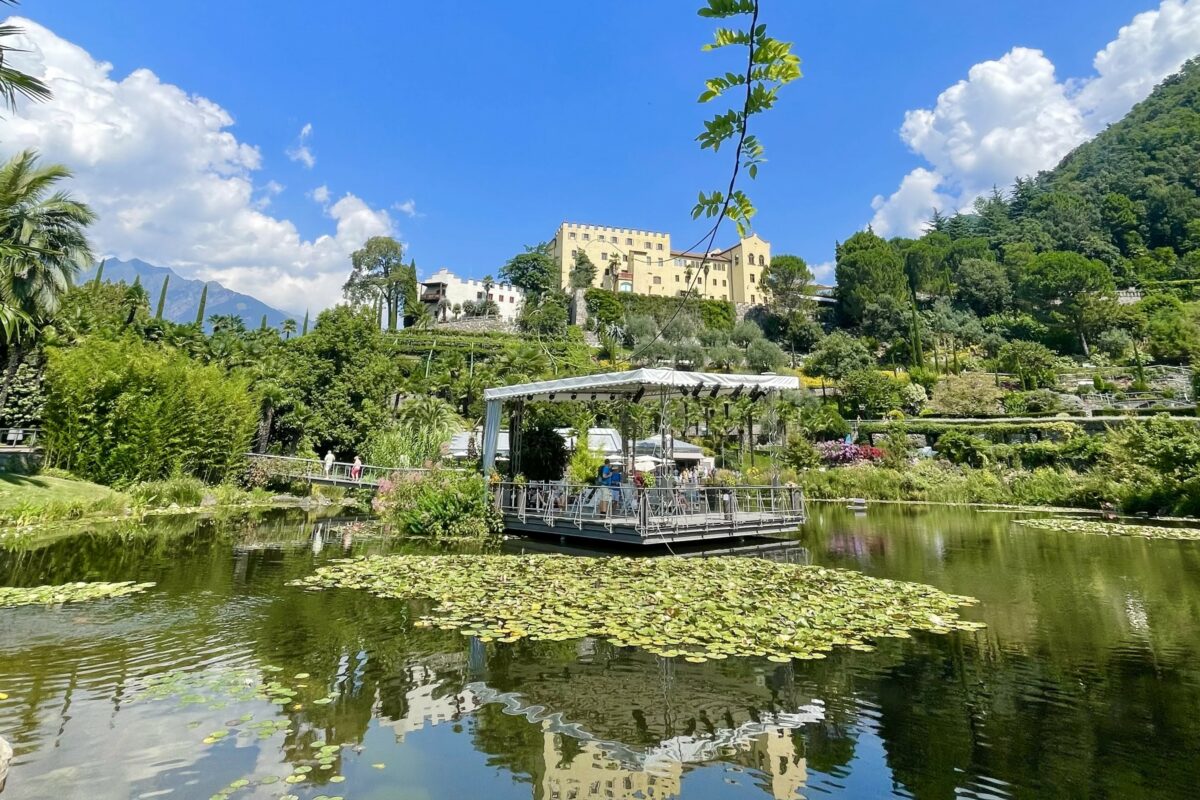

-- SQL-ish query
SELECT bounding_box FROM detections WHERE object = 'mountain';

[1035,56,1200,263]
[78,258,296,330]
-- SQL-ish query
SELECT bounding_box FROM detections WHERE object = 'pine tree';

[194,284,208,327]
[155,275,169,319]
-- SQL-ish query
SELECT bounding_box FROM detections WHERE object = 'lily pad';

[1015,518,1200,541]
[290,554,982,663]
[0,581,155,608]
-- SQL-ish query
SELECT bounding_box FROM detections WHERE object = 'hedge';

[857,420,1083,445]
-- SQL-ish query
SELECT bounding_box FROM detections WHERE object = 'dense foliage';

[43,337,257,485]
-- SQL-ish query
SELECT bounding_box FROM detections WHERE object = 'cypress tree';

[260,314,267,330]
[93,258,106,287]
[195,284,208,327]
[155,275,170,319]
[301,309,309,336]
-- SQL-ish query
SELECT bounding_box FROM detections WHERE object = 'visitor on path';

[350,456,363,482]
[323,450,335,476]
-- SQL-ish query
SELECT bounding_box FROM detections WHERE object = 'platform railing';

[492,481,806,538]
[0,427,40,448]
[245,453,454,487]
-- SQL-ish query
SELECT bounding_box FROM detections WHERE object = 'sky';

[1,0,1199,315]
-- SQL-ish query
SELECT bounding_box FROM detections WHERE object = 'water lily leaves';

[0,581,155,608]
[1016,518,1200,541]
[290,554,982,663]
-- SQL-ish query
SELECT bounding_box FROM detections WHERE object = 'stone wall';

[429,316,519,334]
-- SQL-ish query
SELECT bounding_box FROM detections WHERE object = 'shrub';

[781,435,821,470]
[566,429,605,485]
[927,373,1005,417]
[373,470,501,539]
[839,369,901,417]
[128,476,206,508]
[934,430,992,467]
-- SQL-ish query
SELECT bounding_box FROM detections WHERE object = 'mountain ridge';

[78,258,297,330]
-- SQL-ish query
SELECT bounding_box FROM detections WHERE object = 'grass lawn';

[0,472,122,514]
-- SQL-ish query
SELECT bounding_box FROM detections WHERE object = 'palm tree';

[282,318,297,339]
[255,382,286,453]
[436,295,450,322]
[208,313,245,336]
[0,14,52,113]
[0,149,95,410]
[396,395,463,463]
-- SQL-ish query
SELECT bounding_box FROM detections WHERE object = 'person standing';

[323,450,335,476]
[351,456,363,481]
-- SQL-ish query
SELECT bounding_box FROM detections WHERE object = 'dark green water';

[2,505,1200,799]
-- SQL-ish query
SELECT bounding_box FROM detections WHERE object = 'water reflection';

[1,506,1200,798]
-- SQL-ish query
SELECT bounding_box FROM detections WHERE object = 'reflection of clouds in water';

[11,693,205,799]
[1124,593,1149,633]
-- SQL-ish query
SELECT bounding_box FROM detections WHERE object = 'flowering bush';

[373,470,501,539]
[815,441,884,465]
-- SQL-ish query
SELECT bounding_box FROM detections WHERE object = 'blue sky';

[3,1,1197,311]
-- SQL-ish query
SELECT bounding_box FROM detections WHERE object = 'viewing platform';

[492,481,806,547]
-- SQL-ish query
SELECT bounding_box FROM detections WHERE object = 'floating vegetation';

[291,555,983,663]
[0,580,155,608]
[1016,518,1200,541]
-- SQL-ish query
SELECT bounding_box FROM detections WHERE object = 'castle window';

[656,243,663,250]
[653,276,662,285]
[569,231,576,239]
[626,237,633,245]
[749,273,756,283]
[600,252,608,260]
[759,255,765,266]
[582,233,590,240]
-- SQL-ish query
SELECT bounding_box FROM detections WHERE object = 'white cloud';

[868,0,1200,238]
[309,184,330,205]
[869,167,956,238]
[393,198,420,218]
[809,260,835,286]
[0,18,400,313]
[286,121,315,168]
[1075,0,1200,130]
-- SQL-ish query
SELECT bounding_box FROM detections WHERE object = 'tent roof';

[483,368,799,403]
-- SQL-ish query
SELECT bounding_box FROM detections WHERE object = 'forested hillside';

[831,57,1200,361]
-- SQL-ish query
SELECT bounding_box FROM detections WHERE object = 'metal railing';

[245,453,451,487]
[491,480,806,539]
[0,427,40,448]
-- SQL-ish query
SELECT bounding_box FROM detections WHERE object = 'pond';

[2,505,1200,799]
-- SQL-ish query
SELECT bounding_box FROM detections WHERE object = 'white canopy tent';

[480,369,800,473]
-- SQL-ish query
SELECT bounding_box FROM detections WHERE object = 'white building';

[419,268,525,322]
